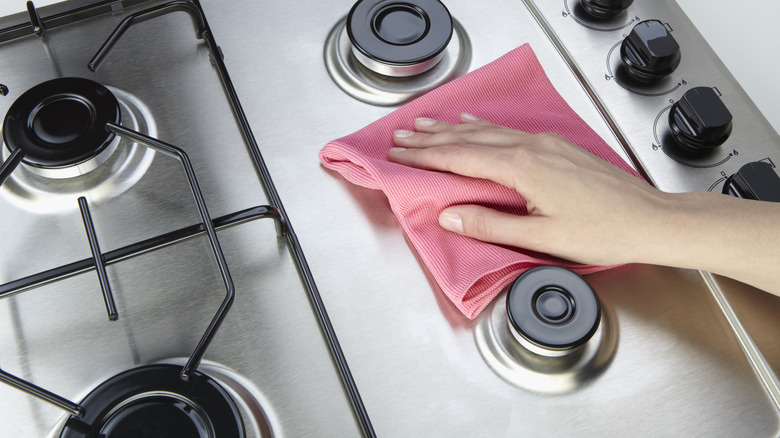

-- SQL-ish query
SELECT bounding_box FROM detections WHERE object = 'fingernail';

[415,117,437,127]
[394,129,415,138]
[439,211,464,233]
[461,112,480,122]
[388,147,406,155]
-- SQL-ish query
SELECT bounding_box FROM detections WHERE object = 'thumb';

[438,205,547,249]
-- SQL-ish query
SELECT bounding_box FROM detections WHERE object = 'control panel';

[524,0,780,198]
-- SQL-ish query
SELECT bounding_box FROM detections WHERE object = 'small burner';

[59,364,245,438]
[3,77,120,177]
[347,0,453,77]
[506,266,601,357]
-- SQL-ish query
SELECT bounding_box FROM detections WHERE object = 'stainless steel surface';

[200,0,778,435]
[1,0,779,436]
[0,2,359,436]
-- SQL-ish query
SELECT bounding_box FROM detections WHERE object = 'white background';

[675,0,780,134]
[1,0,779,134]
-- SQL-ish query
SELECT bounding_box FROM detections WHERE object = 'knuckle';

[462,210,494,240]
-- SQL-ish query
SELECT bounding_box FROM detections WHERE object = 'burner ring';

[3,77,120,169]
[59,364,245,438]
[347,0,453,76]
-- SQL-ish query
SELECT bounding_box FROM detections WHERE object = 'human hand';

[388,113,670,266]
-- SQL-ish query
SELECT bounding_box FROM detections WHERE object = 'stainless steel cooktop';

[1,0,779,436]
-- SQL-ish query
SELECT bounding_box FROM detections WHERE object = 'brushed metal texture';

[1,0,778,436]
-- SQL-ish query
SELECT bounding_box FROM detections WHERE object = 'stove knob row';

[580,0,634,19]
[669,87,733,154]
[620,20,681,82]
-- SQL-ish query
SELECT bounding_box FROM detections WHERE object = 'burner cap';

[3,77,120,169]
[60,364,245,438]
[506,266,601,357]
[347,0,453,76]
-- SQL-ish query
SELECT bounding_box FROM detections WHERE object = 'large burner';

[3,77,120,178]
[59,365,245,438]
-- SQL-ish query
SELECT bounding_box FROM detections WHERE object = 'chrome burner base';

[475,291,618,394]
[324,16,471,106]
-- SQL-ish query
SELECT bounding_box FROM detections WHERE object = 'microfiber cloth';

[318,44,642,318]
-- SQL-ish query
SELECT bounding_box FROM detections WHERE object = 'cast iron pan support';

[0,121,239,416]
[87,2,377,436]
[104,121,235,382]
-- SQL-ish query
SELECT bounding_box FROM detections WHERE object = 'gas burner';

[506,267,601,357]
[1,85,156,213]
[346,0,453,77]
[59,364,246,438]
[474,268,617,394]
[3,77,120,179]
[325,2,470,106]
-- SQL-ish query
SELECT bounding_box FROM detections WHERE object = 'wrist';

[631,190,719,269]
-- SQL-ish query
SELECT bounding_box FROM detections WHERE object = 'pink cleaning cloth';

[319,44,643,319]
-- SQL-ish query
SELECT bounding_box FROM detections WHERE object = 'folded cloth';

[319,44,642,319]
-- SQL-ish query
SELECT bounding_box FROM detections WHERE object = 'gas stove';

[1,0,779,436]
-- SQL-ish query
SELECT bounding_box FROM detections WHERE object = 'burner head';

[3,77,120,175]
[506,266,601,357]
[60,364,245,438]
[347,0,453,77]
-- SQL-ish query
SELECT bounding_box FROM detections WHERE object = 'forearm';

[638,190,780,296]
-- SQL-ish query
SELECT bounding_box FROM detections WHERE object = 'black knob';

[506,266,601,357]
[620,20,681,82]
[669,87,733,154]
[723,162,780,202]
[580,0,634,19]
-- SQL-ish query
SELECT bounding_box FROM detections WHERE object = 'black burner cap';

[506,266,601,351]
[347,0,452,65]
[2,77,119,169]
[60,364,245,438]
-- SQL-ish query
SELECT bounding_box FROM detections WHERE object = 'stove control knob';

[620,20,681,82]
[723,162,780,202]
[506,266,601,358]
[580,0,634,19]
[669,87,733,154]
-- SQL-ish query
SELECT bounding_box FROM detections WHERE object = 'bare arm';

[388,114,780,296]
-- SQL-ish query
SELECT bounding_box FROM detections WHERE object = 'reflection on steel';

[77,196,118,321]
[0,148,23,186]
[0,206,279,298]
[0,366,83,417]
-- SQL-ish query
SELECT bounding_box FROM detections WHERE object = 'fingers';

[394,114,526,149]
[438,205,551,253]
[388,141,520,188]
[389,114,532,188]
[411,113,497,134]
